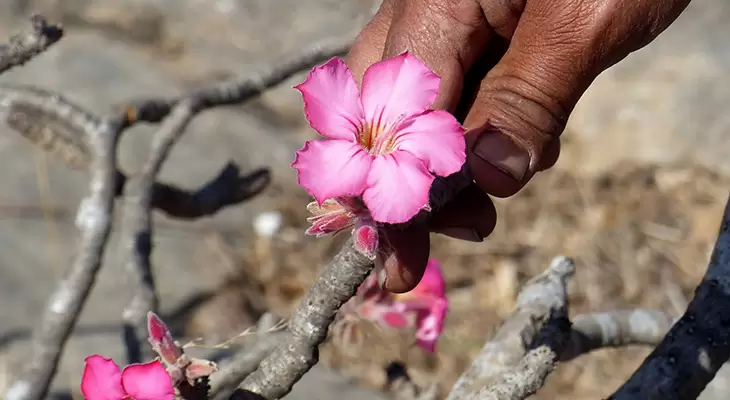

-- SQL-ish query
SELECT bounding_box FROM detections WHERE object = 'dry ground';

[183,143,730,398]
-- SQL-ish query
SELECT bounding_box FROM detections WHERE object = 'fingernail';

[472,130,530,182]
[433,227,483,242]
[376,263,388,289]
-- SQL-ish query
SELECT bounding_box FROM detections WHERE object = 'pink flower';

[292,52,466,224]
[337,258,449,352]
[391,259,448,351]
[81,355,174,400]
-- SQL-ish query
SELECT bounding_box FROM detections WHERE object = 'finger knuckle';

[482,73,568,149]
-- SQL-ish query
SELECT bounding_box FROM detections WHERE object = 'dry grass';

[185,161,729,399]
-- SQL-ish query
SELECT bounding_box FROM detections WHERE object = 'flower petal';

[415,298,448,352]
[394,110,466,177]
[121,361,174,400]
[362,151,434,223]
[81,355,126,400]
[295,57,364,141]
[293,139,372,205]
[360,52,440,129]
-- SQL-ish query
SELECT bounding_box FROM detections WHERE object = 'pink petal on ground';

[394,110,466,177]
[362,150,434,224]
[415,298,448,352]
[295,57,365,141]
[121,361,174,400]
[379,310,413,329]
[360,52,440,131]
[81,355,127,400]
[293,139,373,205]
[413,259,447,298]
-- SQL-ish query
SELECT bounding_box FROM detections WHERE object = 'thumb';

[463,2,602,198]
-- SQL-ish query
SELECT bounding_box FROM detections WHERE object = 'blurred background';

[0,0,728,399]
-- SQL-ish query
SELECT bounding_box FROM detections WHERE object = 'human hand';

[346,0,691,292]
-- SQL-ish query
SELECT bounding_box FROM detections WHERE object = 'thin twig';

[121,100,198,363]
[0,15,63,75]
[446,256,575,400]
[610,194,730,399]
[119,35,353,127]
[239,238,374,399]
[5,116,123,400]
[118,32,352,360]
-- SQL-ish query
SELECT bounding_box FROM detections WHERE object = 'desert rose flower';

[292,52,466,224]
[335,258,449,352]
[80,355,174,400]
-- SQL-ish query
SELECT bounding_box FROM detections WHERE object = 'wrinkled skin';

[346,0,692,292]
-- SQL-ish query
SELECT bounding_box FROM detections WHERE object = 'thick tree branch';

[0,15,63,75]
[5,116,123,400]
[610,194,730,399]
[446,256,575,400]
[238,238,374,399]
[562,309,676,362]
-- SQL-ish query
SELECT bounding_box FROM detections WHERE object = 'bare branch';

[0,15,63,75]
[562,309,677,362]
[5,116,123,400]
[119,35,353,127]
[238,238,374,399]
[1,84,271,220]
[446,256,575,400]
[121,100,198,363]
[610,194,730,399]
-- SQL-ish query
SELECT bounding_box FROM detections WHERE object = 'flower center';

[358,113,407,155]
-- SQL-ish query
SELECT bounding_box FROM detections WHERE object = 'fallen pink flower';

[292,52,466,224]
[337,258,449,352]
[81,355,174,400]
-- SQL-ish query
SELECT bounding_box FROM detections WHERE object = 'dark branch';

[610,194,730,399]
